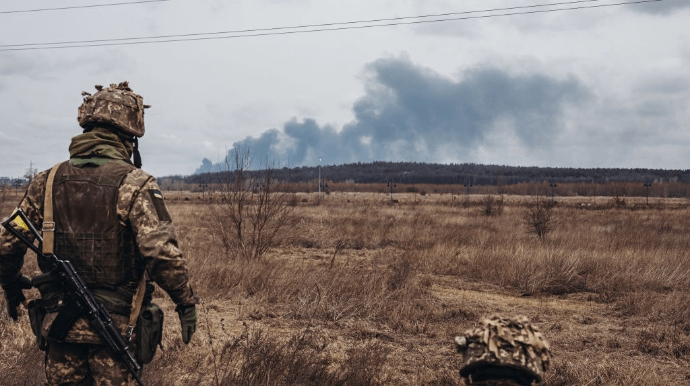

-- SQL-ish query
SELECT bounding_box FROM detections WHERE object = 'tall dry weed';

[0,187,15,218]
[145,326,393,386]
[546,358,674,386]
[0,311,45,385]
[4,193,690,385]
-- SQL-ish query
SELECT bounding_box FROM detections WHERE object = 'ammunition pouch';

[27,299,48,351]
[135,303,164,364]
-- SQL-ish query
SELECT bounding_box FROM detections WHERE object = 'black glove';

[175,304,197,344]
[2,275,32,321]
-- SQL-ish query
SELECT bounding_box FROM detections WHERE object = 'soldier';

[0,82,198,385]
[455,316,551,386]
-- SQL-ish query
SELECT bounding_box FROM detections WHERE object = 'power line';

[0,0,606,48]
[0,0,170,15]
[0,0,662,52]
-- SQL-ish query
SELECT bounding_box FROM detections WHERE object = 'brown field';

[2,189,690,385]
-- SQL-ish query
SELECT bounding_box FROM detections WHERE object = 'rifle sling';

[128,273,148,330]
[47,297,83,341]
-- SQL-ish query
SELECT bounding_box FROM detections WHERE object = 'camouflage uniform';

[46,340,140,386]
[0,82,196,385]
[455,316,551,386]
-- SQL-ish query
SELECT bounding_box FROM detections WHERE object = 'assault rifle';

[2,208,145,386]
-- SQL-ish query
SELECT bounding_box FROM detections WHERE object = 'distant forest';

[177,161,690,186]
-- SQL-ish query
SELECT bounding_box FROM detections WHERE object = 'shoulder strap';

[42,163,62,255]
[128,271,148,330]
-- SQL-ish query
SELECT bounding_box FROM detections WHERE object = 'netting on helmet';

[78,81,150,138]
[455,316,551,384]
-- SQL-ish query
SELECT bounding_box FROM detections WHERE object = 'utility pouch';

[135,303,164,363]
[27,299,48,351]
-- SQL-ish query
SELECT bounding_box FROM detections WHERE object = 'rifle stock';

[2,209,145,386]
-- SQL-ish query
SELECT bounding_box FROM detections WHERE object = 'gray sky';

[1,0,689,177]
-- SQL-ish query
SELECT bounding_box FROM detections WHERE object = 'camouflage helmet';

[78,81,150,137]
[455,316,551,385]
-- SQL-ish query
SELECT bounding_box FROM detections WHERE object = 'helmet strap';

[133,137,142,168]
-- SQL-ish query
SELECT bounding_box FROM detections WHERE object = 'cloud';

[630,0,690,15]
[635,74,690,96]
[0,53,47,79]
[201,55,588,170]
[413,0,690,37]
[77,49,135,76]
[0,49,133,85]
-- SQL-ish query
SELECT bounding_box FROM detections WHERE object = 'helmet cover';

[455,316,551,383]
[77,81,149,137]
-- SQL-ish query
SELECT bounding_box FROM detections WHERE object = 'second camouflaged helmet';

[78,81,149,137]
[455,316,551,386]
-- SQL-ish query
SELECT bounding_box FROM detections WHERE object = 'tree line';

[179,161,690,186]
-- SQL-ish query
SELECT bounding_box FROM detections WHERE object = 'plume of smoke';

[197,56,587,172]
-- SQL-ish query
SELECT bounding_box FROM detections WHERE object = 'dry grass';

[2,192,690,385]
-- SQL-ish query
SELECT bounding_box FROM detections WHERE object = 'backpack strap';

[42,163,62,255]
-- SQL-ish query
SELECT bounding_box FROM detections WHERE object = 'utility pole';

[387,180,396,201]
[199,183,208,200]
[644,180,652,205]
[463,179,473,202]
[318,157,322,201]
[25,160,37,183]
[320,181,328,201]
[550,178,557,203]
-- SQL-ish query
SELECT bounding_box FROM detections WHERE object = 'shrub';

[524,196,555,240]
[480,194,504,216]
[209,147,299,260]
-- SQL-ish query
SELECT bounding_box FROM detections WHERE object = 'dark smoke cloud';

[196,56,587,173]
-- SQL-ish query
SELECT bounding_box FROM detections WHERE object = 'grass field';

[1,190,690,385]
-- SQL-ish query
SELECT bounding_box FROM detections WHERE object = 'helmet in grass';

[78,81,150,137]
[455,316,551,386]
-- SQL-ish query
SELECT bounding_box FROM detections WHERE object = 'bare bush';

[481,194,494,216]
[496,194,504,215]
[524,196,555,240]
[611,183,627,208]
[480,194,504,216]
[210,148,299,260]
